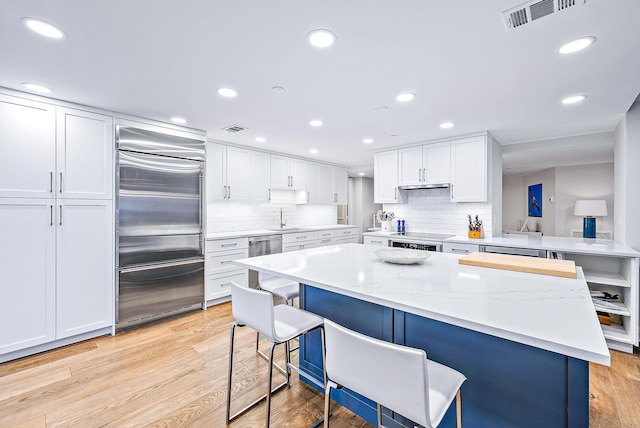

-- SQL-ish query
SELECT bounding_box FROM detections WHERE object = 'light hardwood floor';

[0,302,638,427]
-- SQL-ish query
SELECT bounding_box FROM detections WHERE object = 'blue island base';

[299,285,589,428]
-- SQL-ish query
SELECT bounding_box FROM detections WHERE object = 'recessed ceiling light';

[217,88,237,98]
[307,29,336,48]
[170,117,187,124]
[309,120,323,127]
[559,37,596,55]
[396,92,415,102]
[255,137,266,143]
[439,122,455,129]
[22,83,52,94]
[362,138,374,144]
[272,86,285,92]
[358,172,365,176]
[562,95,586,104]
[22,18,66,39]
[309,149,319,154]
[390,134,398,138]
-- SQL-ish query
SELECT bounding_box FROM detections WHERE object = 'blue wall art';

[528,183,542,217]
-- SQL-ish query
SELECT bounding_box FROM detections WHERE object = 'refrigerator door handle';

[59,172,63,193]
[119,258,204,273]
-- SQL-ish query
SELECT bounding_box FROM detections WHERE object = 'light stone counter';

[233,243,610,365]
[207,224,357,240]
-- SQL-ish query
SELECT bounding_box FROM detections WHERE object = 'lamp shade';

[574,200,607,217]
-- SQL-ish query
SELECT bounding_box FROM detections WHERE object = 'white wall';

[523,168,556,235]
[555,163,614,237]
[349,177,381,242]
[206,202,336,233]
[615,96,640,249]
[502,174,525,231]
[384,188,493,236]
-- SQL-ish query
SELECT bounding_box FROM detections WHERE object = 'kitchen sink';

[268,227,311,232]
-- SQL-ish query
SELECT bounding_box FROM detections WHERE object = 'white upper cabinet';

[270,155,306,190]
[333,166,347,204]
[306,161,321,204]
[0,95,56,198]
[374,150,403,203]
[207,143,271,202]
[225,146,251,202]
[398,141,450,186]
[0,96,113,200]
[250,150,271,202]
[450,136,487,202]
[56,107,113,199]
[206,142,226,203]
[319,163,335,204]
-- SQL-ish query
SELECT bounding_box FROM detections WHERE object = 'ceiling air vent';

[502,0,583,32]
[221,124,248,133]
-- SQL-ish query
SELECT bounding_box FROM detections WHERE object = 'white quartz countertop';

[207,224,357,240]
[233,243,610,365]
[362,231,640,257]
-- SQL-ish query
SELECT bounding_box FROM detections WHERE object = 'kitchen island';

[233,243,610,427]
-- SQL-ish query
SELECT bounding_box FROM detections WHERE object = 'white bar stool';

[226,282,325,427]
[256,272,301,367]
[322,319,466,428]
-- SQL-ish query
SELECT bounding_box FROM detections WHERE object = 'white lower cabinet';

[56,200,114,338]
[283,231,319,252]
[363,236,389,247]
[0,199,56,354]
[443,242,479,255]
[205,237,248,302]
[0,198,114,357]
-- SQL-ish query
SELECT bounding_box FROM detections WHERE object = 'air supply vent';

[222,124,248,133]
[502,0,583,31]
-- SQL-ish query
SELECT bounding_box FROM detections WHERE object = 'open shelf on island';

[584,270,631,288]
[601,323,631,343]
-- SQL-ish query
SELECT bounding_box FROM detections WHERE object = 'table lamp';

[574,200,607,238]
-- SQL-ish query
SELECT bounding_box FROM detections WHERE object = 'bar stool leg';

[323,381,333,428]
[265,341,277,427]
[376,403,383,427]
[456,389,462,428]
[225,322,237,425]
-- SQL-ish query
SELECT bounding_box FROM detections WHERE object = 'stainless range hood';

[398,183,450,190]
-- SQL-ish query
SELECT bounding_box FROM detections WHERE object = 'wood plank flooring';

[0,302,638,427]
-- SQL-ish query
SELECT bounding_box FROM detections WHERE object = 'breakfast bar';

[233,243,610,427]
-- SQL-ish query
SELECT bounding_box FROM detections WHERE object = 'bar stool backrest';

[231,283,276,340]
[324,319,431,427]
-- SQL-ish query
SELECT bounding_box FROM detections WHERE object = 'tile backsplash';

[206,202,337,233]
[383,188,493,236]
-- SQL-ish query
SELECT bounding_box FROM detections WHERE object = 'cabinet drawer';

[205,249,248,275]
[333,236,358,244]
[443,242,479,255]
[329,227,358,238]
[363,236,389,247]
[317,230,333,239]
[206,237,248,252]
[283,231,318,244]
[317,237,334,246]
[206,271,248,300]
[283,241,319,252]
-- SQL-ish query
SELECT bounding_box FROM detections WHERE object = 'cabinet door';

[333,167,348,204]
[56,200,114,338]
[319,163,334,204]
[305,161,321,204]
[250,150,271,202]
[398,146,423,186]
[206,142,226,202]
[226,146,251,202]
[270,154,290,189]
[57,107,113,199]
[424,141,451,185]
[450,136,487,202]
[0,199,56,354]
[374,150,400,203]
[0,95,56,198]
[289,158,306,190]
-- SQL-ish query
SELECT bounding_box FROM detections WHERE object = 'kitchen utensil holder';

[381,220,393,232]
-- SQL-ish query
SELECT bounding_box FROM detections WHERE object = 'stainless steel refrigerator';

[116,124,205,329]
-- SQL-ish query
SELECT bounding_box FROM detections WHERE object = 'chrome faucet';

[280,208,287,228]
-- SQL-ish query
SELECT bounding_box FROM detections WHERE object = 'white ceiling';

[1,1,639,177]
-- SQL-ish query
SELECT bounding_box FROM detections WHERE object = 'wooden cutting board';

[458,252,577,278]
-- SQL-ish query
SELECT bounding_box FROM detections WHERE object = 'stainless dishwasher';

[248,234,283,289]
